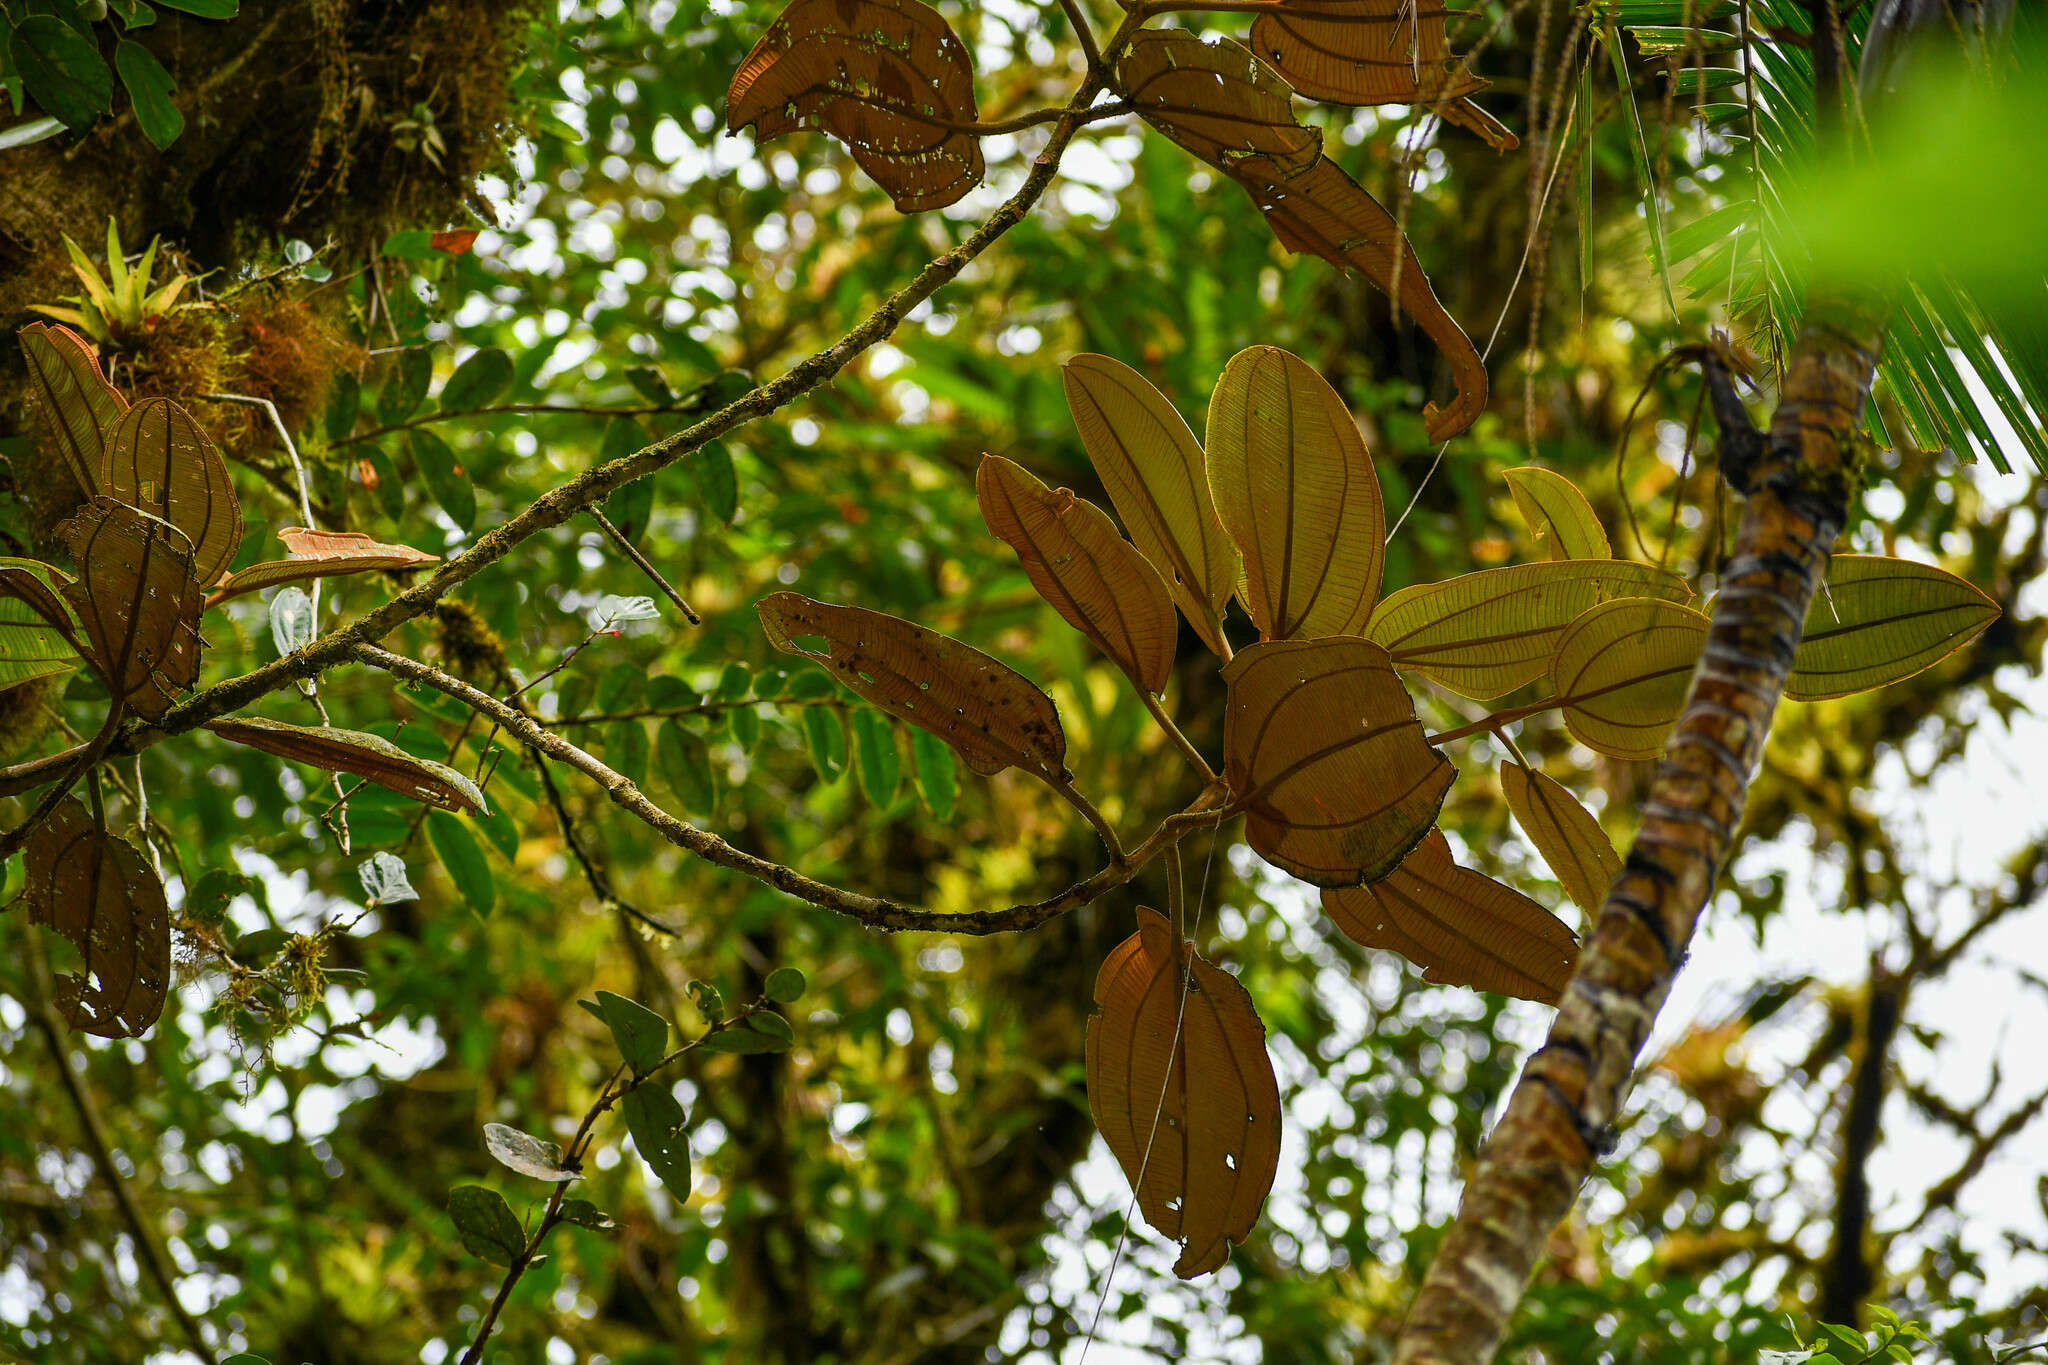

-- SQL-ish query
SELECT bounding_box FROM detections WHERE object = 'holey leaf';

[205,716,489,814]
[1551,597,1712,760]
[20,321,126,496]
[1085,907,1281,1279]
[1500,761,1622,916]
[975,454,1178,694]
[23,798,170,1038]
[57,498,204,720]
[1366,559,1691,700]
[101,397,245,587]
[1206,346,1385,639]
[757,593,1069,783]
[1322,830,1577,1004]
[725,0,984,213]
[1784,555,2000,701]
[1503,466,1609,560]
[1222,638,1453,887]
[209,528,441,606]
[1062,354,1237,657]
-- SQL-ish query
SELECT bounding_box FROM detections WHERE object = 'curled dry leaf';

[1503,466,1609,561]
[1366,559,1691,700]
[58,497,204,720]
[1499,760,1622,916]
[1550,596,1711,760]
[1085,906,1281,1279]
[1206,346,1384,639]
[208,527,442,605]
[1062,354,1237,657]
[1222,637,1453,887]
[1785,555,2000,701]
[205,716,489,814]
[726,0,984,213]
[975,454,1178,694]
[758,592,1069,782]
[1247,0,1518,150]
[101,396,244,587]
[19,321,125,497]
[22,798,170,1038]
[1322,829,1576,1003]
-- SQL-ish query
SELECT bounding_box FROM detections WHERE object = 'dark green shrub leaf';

[607,719,648,789]
[747,1010,794,1042]
[802,706,846,784]
[411,428,477,531]
[439,347,513,411]
[621,1085,690,1197]
[704,1028,789,1054]
[379,348,433,423]
[690,441,738,523]
[113,41,180,148]
[427,812,494,914]
[558,1199,617,1233]
[657,719,716,817]
[447,1185,525,1265]
[595,990,668,1075]
[910,728,957,820]
[851,709,901,807]
[9,17,113,130]
[763,967,806,1003]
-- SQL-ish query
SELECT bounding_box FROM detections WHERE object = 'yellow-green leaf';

[1503,466,1608,560]
[1206,346,1384,639]
[1500,760,1622,915]
[1367,560,1691,699]
[0,557,82,689]
[1785,555,2000,701]
[1550,597,1710,760]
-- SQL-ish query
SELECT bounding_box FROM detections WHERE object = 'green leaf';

[747,1010,794,1042]
[155,0,237,15]
[1819,1324,1869,1358]
[607,719,648,788]
[439,347,513,411]
[474,804,520,862]
[380,229,439,260]
[602,420,655,542]
[595,661,644,713]
[217,1357,270,1365]
[657,719,717,817]
[624,365,674,404]
[447,1185,525,1265]
[558,1199,617,1233]
[689,440,738,523]
[910,728,957,820]
[686,979,725,1022]
[427,811,495,914]
[411,428,477,531]
[621,1085,690,1197]
[109,0,157,30]
[112,41,179,149]
[595,990,668,1076]
[325,372,361,442]
[182,867,256,926]
[378,348,433,423]
[763,967,806,1003]
[802,706,847,784]
[850,709,901,807]
[1785,555,2000,701]
[716,662,752,703]
[703,1027,790,1054]
[0,557,81,689]
[9,16,113,130]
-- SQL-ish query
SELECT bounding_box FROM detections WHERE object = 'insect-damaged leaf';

[1784,555,2000,701]
[1366,559,1691,700]
[21,798,170,1038]
[101,397,244,587]
[0,557,83,689]
[975,454,1178,694]
[1222,638,1452,887]
[725,0,984,213]
[1322,830,1577,1004]
[1085,907,1280,1279]
[1207,346,1385,639]
[1503,466,1609,560]
[1247,0,1518,150]
[757,593,1069,783]
[1500,760,1622,916]
[208,527,441,605]
[19,321,126,496]
[204,716,489,814]
[1551,597,1711,760]
[57,498,204,720]
[1062,354,1237,657]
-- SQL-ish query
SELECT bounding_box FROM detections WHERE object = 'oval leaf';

[725,0,984,212]
[484,1123,576,1182]
[1322,829,1577,1003]
[1206,346,1385,639]
[1062,354,1237,656]
[622,1085,691,1198]
[1115,29,1323,179]
[1503,466,1609,560]
[101,396,244,587]
[976,454,1179,693]
[1085,907,1280,1279]
[1785,555,2000,701]
[58,498,204,720]
[758,593,1069,783]
[19,321,125,496]
[205,716,488,814]
[447,1185,525,1265]
[208,527,440,605]
[595,990,669,1076]
[23,798,170,1038]
[427,811,496,914]
[1367,559,1692,700]
[1222,637,1453,887]
[1500,760,1622,916]
[0,557,82,688]
[849,707,903,807]
[1551,596,1711,760]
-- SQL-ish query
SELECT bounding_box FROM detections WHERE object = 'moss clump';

[0,673,59,763]
[435,598,507,682]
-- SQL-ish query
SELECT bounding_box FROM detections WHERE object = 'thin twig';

[586,507,699,624]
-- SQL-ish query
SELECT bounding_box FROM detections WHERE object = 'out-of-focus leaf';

[595,990,669,1076]
[57,497,204,720]
[1551,597,1711,759]
[558,1200,616,1232]
[206,716,488,813]
[19,321,125,496]
[411,428,476,532]
[1503,467,1610,560]
[8,16,113,130]
[1785,555,1999,701]
[657,718,718,816]
[703,1027,790,1053]
[621,1085,690,1197]
[446,1185,525,1265]
[483,1123,576,1182]
[22,798,169,1038]
[1500,761,1622,916]
[909,727,956,819]
[427,811,496,913]
[101,396,243,586]
[849,708,902,806]
[764,967,807,1003]
[439,347,514,411]
[1085,906,1280,1279]
[209,528,441,605]
[802,706,847,784]
[379,347,433,423]
[690,440,739,524]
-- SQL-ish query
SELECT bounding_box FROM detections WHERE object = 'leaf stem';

[1142,691,1216,782]
[585,506,700,625]
[1425,700,1556,748]
[1051,777,1126,865]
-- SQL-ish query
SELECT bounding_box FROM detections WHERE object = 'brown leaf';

[726,0,984,213]
[205,717,490,814]
[1206,345,1384,639]
[1222,637,1453,886]
[207,528,442,606]
[758,592,1069,782]
[1085,907,1281,1278]
[22,798,170,1038]
[1500,760,1622,916]
[975,455,1178,694]
[1062,354,1238,657]
[431,228,481,256]
[19,321,126,497]
[1113,29,1323,179]
[57,498,204,720]
[101,397,245,587]
[1247,0,1518,150]
[1322,829,1576,1003]
[1550,597,1711,760]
